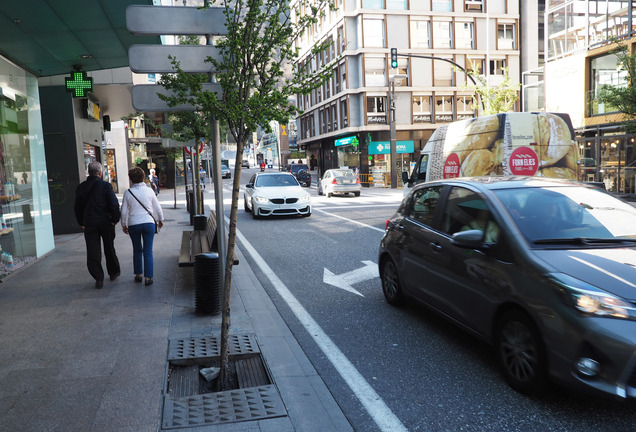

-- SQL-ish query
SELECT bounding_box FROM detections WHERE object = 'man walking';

[74,161,121,288]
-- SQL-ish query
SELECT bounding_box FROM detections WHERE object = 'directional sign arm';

[131,83,222,112]
[126,6,227,36]
[129,45,223,74]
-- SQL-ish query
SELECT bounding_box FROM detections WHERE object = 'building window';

[590,53,626,115]
[413,95,432,123]
[362,0,383,8]
[497,23,516,50]
[363,17,385,48]
[455,22,474,49]
[389,58,409,85]
[334,67,340,94]
[365,56,386,86]
[465,0,483,11]
[433,21,453,49]
[340,98,348,128]
[386,0,407,9]
[341,61,347,91]
[466,58,484,76]
[367,96,387,124]
[489,59,506,75]
[332,104,339,131]
[432,0,452,12]
[434,56,455,86]
[337,26,345,54]
[456,95,474,120]
[434,95,454,123]
[410,19,431,48]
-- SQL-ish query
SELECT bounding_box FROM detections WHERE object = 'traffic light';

[390,48,398,68]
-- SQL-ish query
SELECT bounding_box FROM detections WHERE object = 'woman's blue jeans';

[128,223,155,278]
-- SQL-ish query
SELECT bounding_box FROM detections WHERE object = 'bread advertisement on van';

[403,112,578,196]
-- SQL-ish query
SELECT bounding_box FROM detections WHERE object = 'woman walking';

[121,167,164,286]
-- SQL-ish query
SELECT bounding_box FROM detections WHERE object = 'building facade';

[543,0,636,194]
[293,0,521,185]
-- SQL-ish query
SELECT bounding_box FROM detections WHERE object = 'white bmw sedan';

[244,172,311,219]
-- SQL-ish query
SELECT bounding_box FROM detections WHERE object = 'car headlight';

[254,196,269,204]
[298,194,310,203]
[549,273,636,320]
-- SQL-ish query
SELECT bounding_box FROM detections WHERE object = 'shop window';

[365,56,387,86]
[413,95,432,124]
[411,19,431,49]
[367,96,387,124]
[498,23,516,50]
[433,21,453,49]
[434,95,454,123]
[363,17,385,48]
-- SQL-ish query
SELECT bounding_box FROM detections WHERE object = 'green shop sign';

[335,135,359,147]
[368,140,415,155]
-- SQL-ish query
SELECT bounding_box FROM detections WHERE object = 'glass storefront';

[577,134,636,193]
[0,55,54,278]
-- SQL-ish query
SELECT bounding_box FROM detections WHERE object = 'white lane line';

[233,221,407,432]
[315,208,386,234]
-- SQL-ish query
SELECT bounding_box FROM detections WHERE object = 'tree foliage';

[597,42,636,133]
[463,63,520,115]
[157,0,335,391]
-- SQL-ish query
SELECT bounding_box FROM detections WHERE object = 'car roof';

[415,176,587,192]
[257,172,294,176]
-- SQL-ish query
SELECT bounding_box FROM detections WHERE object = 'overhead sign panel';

[126,6,227,35]
[131,83,222,112]
[161,138,196,148]
[129,45,222,73]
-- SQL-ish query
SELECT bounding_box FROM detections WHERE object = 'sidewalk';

[0,189,352,432]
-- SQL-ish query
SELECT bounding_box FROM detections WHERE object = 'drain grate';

[162,385,286,429]
[168,334,258,364]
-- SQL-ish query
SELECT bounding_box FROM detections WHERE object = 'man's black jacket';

[74,176,120,228]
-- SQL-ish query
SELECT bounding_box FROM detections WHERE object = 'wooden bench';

[179,210,239,267]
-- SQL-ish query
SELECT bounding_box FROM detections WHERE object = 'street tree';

[158,0,335,390]
[597,42,636,133]
[462,62,520,115]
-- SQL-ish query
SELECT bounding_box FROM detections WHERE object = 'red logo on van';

[443,153,461,178]
[509,147,539,175]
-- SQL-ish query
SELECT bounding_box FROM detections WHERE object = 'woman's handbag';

[127,189,159,233]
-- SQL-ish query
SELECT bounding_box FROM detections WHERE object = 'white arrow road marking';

[323,260,379,297]
[232,218,407,432]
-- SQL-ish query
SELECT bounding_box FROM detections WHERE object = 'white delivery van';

[402,112,578,196]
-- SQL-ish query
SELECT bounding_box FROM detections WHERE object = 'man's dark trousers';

[84,223,120,282]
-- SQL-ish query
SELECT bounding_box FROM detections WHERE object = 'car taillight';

[385,220,390,230]
[331,178,337,184]
[356,177,360,184]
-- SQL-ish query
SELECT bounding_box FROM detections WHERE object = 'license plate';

[342,179,352,184]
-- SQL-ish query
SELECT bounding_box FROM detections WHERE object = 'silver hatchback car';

[318,169,361,197]
[379,177,636,399]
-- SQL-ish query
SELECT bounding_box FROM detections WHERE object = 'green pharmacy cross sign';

[335,135,359,147]
[65,70,93,98]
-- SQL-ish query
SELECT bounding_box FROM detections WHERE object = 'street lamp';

[389,74,407,189]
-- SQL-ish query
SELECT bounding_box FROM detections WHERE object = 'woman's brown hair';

[128,167,145,184]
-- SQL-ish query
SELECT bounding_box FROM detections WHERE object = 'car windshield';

[255,174,299,187]
[290,164,309,173]
[493,186,636,244]
[332,169,355,177]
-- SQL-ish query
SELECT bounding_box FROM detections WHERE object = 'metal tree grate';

[168,334,259,364]
[162,385,286,429]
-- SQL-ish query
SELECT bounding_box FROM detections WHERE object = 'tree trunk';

[218,137,245,391]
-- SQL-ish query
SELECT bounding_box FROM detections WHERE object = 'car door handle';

[430,242,442,253]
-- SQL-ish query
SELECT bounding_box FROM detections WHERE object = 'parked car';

[288,164,311,187]
[221,165,231,179]
[244,172,311,219]
[318,169,361,197]
[241,159,250,168]
[379,176,636,399]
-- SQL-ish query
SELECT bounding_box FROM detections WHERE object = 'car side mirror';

[451,229,485,249]
[401,171,410,184]
[246,183,254,189]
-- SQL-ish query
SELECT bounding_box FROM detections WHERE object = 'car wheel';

[354,192,360,197]
[495,310,547,395]
[380,258,405,306]
[244,195,250,212]
[327,191,332,198]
